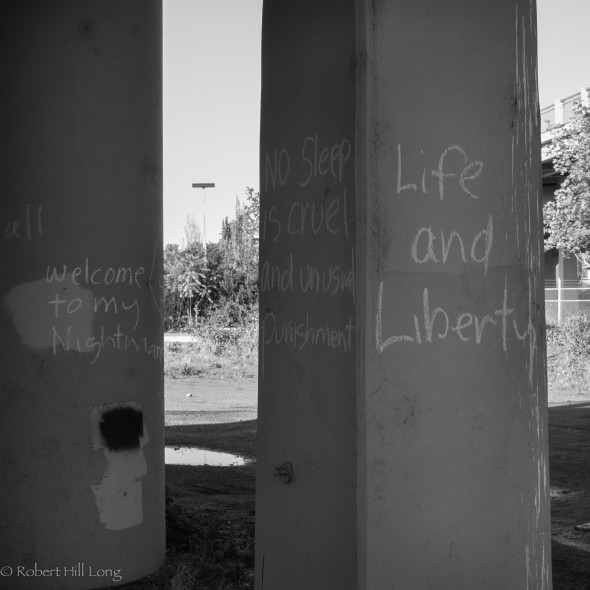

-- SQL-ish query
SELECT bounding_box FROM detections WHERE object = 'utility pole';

[191,182,215,255]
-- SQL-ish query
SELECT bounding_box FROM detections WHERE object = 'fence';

[545,279,590,325]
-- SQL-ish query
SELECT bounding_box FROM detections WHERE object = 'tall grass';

[547,312,590,391]
[165,303,258,380]
[165,306,590,391]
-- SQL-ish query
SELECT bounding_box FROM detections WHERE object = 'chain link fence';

[545,279,590,325]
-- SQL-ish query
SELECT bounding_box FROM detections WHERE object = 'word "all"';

[4,204,44,240]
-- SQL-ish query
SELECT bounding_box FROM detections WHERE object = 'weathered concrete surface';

[0,2,164,588]
[257,1,550,589]
[256,1,357,588]
[358,1,551,587]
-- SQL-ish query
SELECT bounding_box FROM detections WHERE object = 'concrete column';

[360,1,550,586]
[0,2,164,589]
[256,2,357,588]
[257,1,551,589]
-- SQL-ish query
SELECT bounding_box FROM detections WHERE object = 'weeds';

[181,363,203,377]
[548,312,590,356]
[168,558,200,590]
[547,312,590,391]
[165,303,258,381]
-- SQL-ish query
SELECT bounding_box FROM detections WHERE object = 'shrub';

[550,312,590,356]
[198,300,258,356]
[546,312,590,392]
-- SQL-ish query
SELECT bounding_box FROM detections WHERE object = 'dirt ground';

[165,376,257,425]
[548,397,590,590]
[117,378,590,589]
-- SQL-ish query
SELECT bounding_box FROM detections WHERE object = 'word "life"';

[396,144,483,200]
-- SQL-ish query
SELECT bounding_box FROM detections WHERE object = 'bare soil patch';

[549,402,590,590]
[165,376,257,426]
[119,419,256,590]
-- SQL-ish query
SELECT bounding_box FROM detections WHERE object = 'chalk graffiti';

[264,134,351,192]
[299,135,351,187]
[261,186,349,242]
[410,216,493,275]
[262,311,354,352]
[3,203,43,240]
[260,249,354,298]
[376,281,536,354]
[52,323,163,365]
[396,144,483,200]
[46,258,145,289]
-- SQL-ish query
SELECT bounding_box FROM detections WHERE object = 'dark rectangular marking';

[99,406,144,451]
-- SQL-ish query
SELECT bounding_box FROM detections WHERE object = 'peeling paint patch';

[2,279,94,350]
[90,402,148,530]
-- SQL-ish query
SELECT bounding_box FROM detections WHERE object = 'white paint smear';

[90,402,148,531]
[2,279,94,350]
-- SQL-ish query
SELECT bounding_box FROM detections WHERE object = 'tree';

[162,188,259,330]
[182,214,201,248]
[163,243,213,329]
[543,102,590,266]
[217,189,259,322]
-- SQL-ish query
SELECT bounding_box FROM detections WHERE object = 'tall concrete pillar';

[256,2,357,588]
[257,1,551,589]
[0,2,165,589]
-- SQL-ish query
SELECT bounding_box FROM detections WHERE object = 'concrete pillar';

[256,2,357,588]
[257,1,551,589]
[0,2,164,589]
[360,0,550,587]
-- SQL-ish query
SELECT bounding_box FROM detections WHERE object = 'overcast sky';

[163,1,589,246]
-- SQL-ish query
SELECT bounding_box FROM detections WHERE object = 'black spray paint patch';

[99,406,144,451]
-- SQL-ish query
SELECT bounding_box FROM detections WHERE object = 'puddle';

[165,446,247,466]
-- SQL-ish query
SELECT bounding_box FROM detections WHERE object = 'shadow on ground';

[117,406,590,588]
[549,402,590,589]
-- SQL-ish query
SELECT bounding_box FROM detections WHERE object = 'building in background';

[542,86,590,323]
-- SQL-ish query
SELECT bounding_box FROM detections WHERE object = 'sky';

[163,0,263,247]
[537,0,589,107]
[163,0,589,247]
